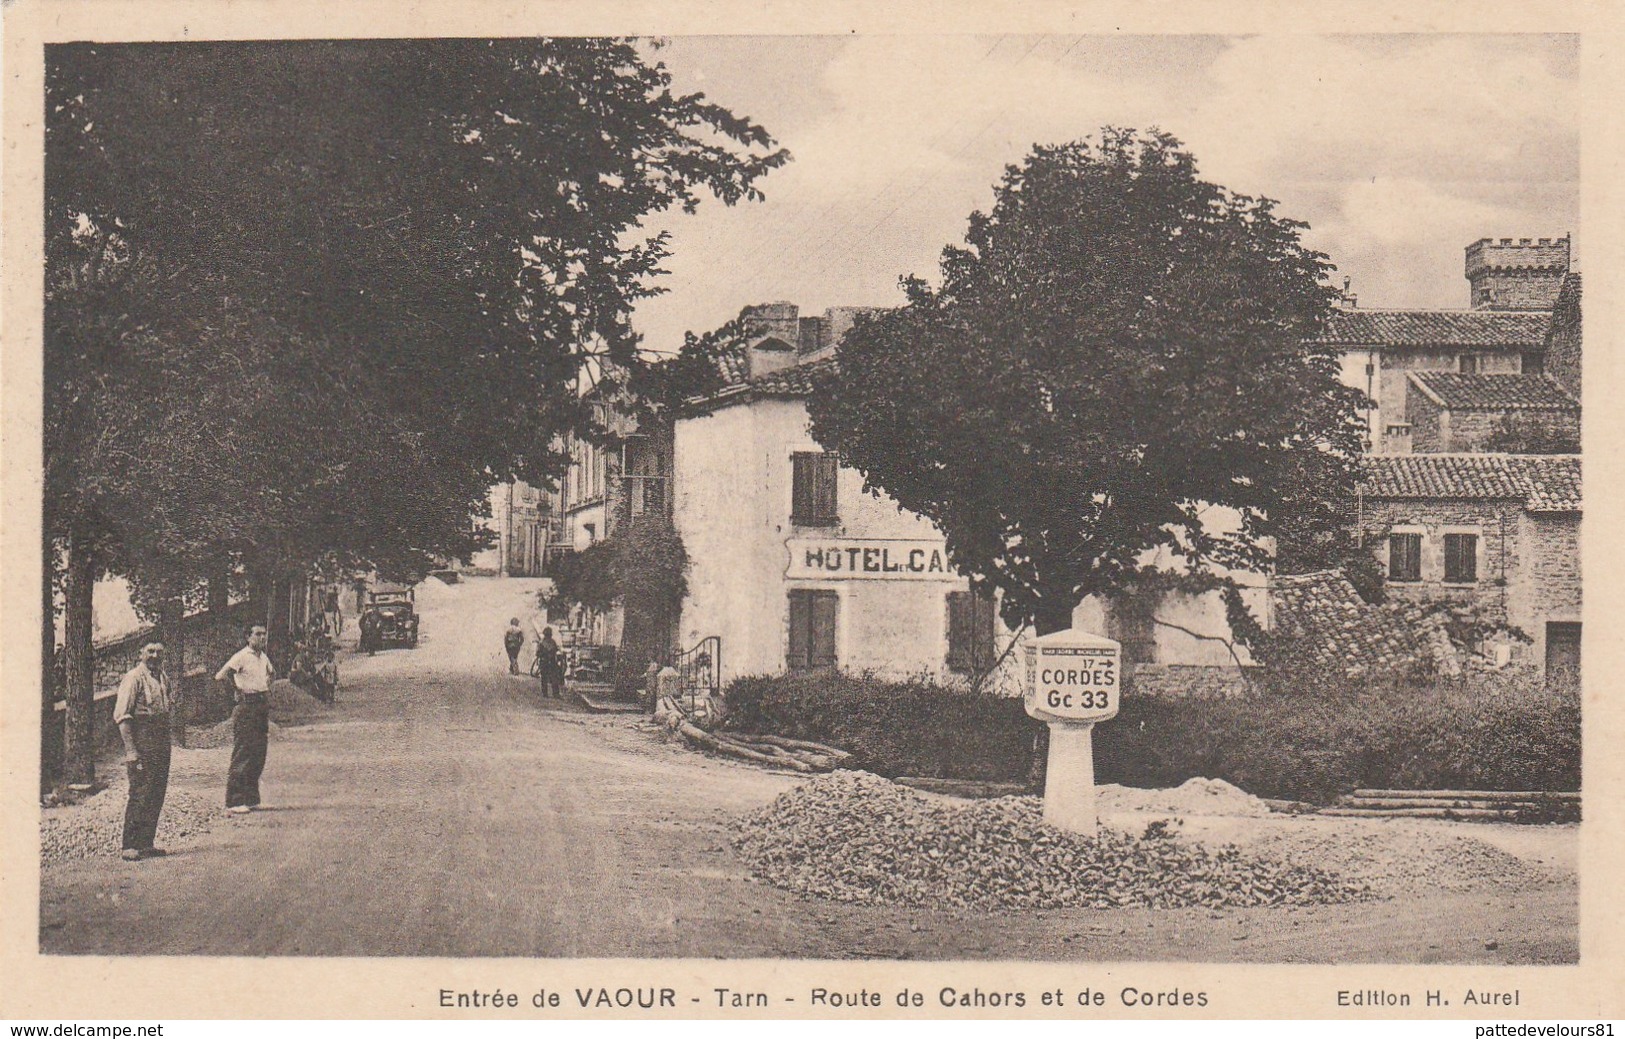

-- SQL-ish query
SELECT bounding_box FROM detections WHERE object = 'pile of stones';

[732,771,1370,911]
[41,785,219,863]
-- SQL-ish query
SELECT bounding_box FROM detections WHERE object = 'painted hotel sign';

[785,538,961,581]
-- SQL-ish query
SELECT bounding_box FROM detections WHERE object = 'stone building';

[1357,453,1581,676]
[471,480,549,576]
[1404,372,1579,454]
[1545,272,1583,400]
[1318,235,1571,454]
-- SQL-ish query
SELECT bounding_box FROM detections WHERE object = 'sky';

[627,33,1580,352]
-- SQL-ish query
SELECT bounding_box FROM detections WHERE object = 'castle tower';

[1464,235,1571,311]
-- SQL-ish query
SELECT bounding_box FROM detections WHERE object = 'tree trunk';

[159,597,188,749]
[60,531,97,790]
[42,545,61,789]
[207,562,230,617]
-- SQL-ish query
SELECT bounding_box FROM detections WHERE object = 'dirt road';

[39,576,1576,962]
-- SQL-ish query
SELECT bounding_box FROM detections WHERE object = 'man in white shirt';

[215,624,275,814]
[113,643,173,860]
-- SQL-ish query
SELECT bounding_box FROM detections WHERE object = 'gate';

[671,635,721,712]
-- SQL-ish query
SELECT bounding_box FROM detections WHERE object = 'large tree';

[808,129,1366,635]
[44,39,787,781]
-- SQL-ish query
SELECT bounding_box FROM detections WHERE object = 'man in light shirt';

[215,624,275,814]
[113,643,173,861]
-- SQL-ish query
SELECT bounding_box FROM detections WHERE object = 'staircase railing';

[671,635,721,712]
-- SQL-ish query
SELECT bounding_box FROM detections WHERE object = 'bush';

[722,671,1039,783]
[723,666,1580,803]
[1095,669,1580,803]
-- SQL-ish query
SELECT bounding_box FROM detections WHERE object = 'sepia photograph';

[4,4,1619,1023]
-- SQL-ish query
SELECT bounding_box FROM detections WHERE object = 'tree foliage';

[46,40,788,578]
[43,39,784,775]
[807,129,1366,633]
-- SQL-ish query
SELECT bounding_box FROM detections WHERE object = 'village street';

[39,577,1577,962]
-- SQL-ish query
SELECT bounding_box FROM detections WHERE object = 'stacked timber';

[1322,789,1579,822]
[655,694,851,773]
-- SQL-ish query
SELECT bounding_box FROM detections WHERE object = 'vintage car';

[361,587,419,650]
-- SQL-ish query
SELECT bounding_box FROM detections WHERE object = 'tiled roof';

[1316,309,1550,348]
[1360,454,1581,512]
[1267,571,1442,677]
[714,345,750,385]
[750,357,837,397]
[1408,373,1578,411]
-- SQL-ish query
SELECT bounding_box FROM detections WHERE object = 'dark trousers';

[122,715,172,851]
[227,697,269,808]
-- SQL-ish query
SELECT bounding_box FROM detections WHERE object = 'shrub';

[721,671,1039,783]
[1095,668,1580,803]
[723,665,1581,803]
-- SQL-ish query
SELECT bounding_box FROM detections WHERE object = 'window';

[1388,533,1422,582]
[946,590,997,673]
[1459,353,1479,374]
[791,451,839,526]
[787,590,838,670]
[1443,533,1478,584]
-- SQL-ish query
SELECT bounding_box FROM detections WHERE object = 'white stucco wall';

[675,398,984,683]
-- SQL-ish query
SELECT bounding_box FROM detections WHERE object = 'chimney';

[1337,276,1358,309]
[740,302,800,377]
[1465,235,1570,311]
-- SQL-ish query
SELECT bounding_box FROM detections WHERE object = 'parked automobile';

[361,587,419,650]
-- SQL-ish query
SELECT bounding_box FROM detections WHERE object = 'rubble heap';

[732,771,1369,911]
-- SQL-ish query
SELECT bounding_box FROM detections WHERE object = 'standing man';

[216,624,274,814]
[358,606,381,655]
[538,626,564,699]
[114,642,172,861]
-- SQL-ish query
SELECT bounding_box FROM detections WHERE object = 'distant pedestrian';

[216,624,275,814]
[114,643,172,861]
[358,607,381,655]
[538,627,564,699]
[323,591,343,641]
[504,618,525,674]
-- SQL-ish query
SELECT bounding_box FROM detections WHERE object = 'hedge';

[1096,670,1580,803]
[721,667,1580,803]
[721,671,1038,783]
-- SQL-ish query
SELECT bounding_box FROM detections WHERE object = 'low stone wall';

[42,600,260,786]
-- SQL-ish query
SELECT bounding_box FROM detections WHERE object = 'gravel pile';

[1244,825,1563,896]
[1099,777,1272,818]
[41,783,219,863]
[187,717,282,749]
[732,771,1369,911]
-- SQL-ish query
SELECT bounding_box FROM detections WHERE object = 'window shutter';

[814,453,839,523]
[948,590,997,673]
[972,593,997,671]
[946,592,971,672]
[810,591,839,668]
[1389,533,1422,582]
[787,591,810,670]
[791,454,814,524]
[1444,533,1478,583]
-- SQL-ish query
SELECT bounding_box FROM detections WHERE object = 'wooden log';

[678,720,816,772]
[731,732,852,758]
[1353,788,1579,801]
[1341,796,1561,811]
[1319,807,1518,820]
